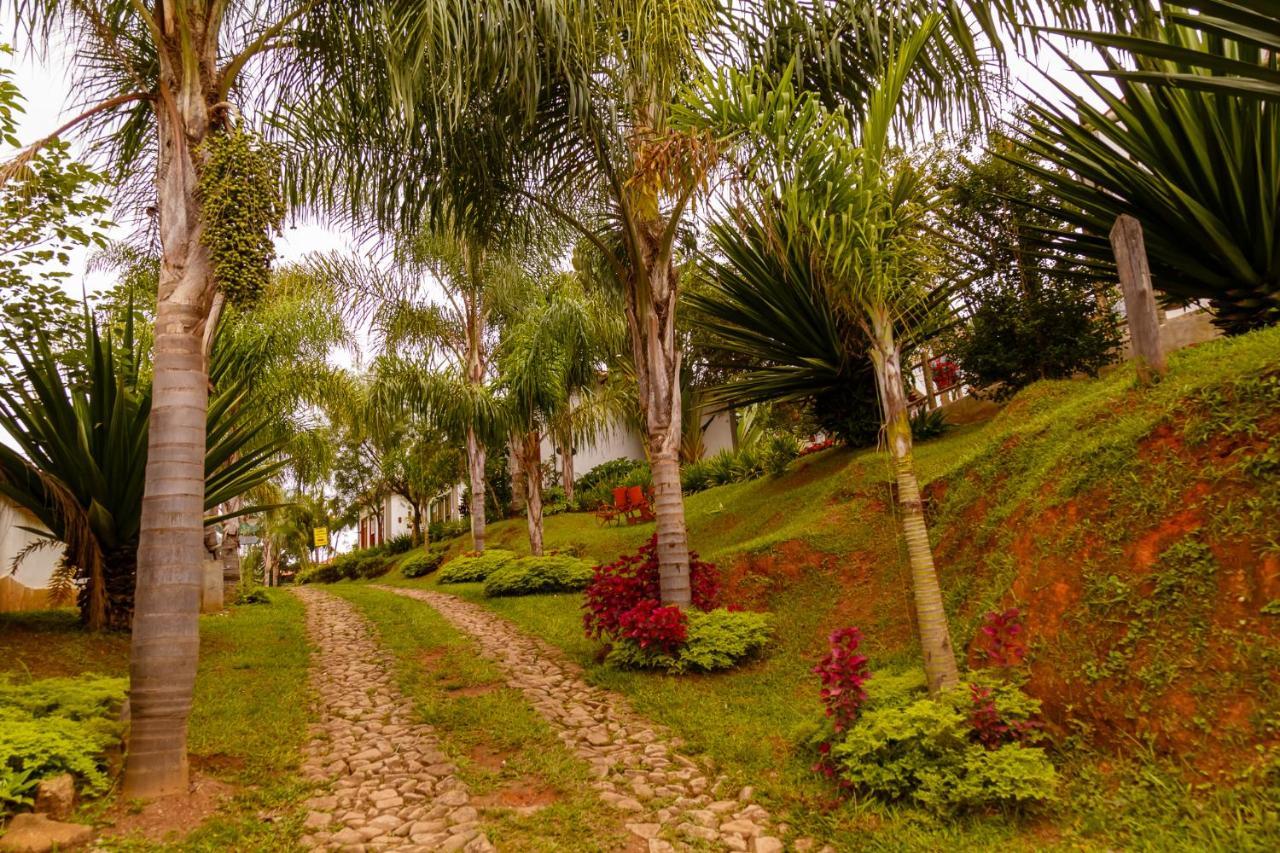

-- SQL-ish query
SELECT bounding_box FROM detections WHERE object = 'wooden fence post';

[1109,214,1167,383]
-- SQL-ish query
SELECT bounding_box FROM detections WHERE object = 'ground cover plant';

[482,555,594,597]
[437,550,518,584]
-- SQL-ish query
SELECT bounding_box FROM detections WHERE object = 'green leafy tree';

[939,140,1121,399]
[0,50,111,356]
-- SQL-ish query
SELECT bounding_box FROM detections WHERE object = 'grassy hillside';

[387,325,1280,849]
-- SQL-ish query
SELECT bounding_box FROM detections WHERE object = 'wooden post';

[1110,214,1167,383]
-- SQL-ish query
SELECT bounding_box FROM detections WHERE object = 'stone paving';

[293,587,495,852]
[374,585,800,853]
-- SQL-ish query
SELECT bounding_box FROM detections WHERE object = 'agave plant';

[0,311,286,631]
[1014,15,1280,333]
[1051,1,1280,100]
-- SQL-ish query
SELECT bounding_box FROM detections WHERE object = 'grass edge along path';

[97,589,313,851]
[329,584,631,852]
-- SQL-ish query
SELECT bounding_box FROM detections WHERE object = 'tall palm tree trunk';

[868,308,959,695]
[558,429,575,505]
[629,250,691,606]
[466,427,486,552]
[520,431,544,556]
[125,42,218,797]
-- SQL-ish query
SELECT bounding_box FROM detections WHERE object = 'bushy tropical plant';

[0,312,284,630]
[1014,16,1280,333]
[437,550,518,584]
[482,555,595,597]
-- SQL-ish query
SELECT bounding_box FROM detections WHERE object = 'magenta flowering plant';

[813,627,872,733]
[976,608,1028,667]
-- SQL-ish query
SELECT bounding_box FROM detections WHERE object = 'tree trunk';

[509,438,527,513]
[409,500,422,547]
[520,431,544,557]
[868,307,960,695]
[558,428,575,505]
[262,537,274,588]
[466,427,486,552]
[625,247,691,606]
[124,35,218,797]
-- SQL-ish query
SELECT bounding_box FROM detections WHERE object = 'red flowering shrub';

[582,536,719,641]
[799,437,836,456]
[969,683,1039,749]
[975,608,1028,667]
[617,600,688,654]
[813,627,871,733]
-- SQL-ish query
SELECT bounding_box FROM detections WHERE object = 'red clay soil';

[96,771,233,844]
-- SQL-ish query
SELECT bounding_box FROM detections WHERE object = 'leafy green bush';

[482,555,595,597]
[438,549,518,584]
[0,675,126,813]
[428,519,469,541]
[606,609,773,673]
[296,561,343,584]
[232,583,270,605]
[384,533,414,555]
[402,551,445,579]
[763,433,801,476]
[821,669,1056,814]
[355,553,393,579]
[681,436,799,494]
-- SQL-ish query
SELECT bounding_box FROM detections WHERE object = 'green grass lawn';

[329,585,629,852]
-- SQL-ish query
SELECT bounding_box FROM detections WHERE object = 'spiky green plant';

[1015,14,1280,333]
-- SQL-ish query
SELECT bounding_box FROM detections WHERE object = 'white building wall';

[700,410,735,457]
[543,420,647,485]
[0,498,61,588]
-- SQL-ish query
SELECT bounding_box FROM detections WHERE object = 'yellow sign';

[312,527,329,548]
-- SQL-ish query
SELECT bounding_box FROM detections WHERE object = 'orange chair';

[625,486,655,524]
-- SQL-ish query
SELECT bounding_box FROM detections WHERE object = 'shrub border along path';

[374,586,795,852]
[292,588,495,852]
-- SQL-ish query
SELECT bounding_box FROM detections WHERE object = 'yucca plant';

[1014,16,1280,333]
[1050,2,1280,100]
[0,311,286,631]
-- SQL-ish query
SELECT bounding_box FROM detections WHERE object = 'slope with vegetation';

[388,327,1280,849]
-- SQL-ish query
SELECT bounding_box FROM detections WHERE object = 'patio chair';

[625,485,655,524]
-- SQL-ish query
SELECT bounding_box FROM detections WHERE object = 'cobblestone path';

[293,587,495,852]
[375,585,793,853]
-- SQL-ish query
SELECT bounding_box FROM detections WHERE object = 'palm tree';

[1050,1,1280,100]
[7,0,368,799]
[680,19,961,692]
[494,273,624,554]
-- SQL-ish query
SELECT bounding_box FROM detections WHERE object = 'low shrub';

[680,435,800,495]
[605,609,773,673]
[355,553,393,579]
[297,561,343,584]
[384,533,414,555]
[808,664,1056,814]
[428,519,469,542]
[0,675,126,813]
[402,551,445,579]
[909,407,950,441]
[232,583,270,605]
[438,549,518,584]
[482,555,595,597]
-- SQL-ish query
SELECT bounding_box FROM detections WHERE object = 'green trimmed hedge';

[437,550,518,584]
[482,554,595,597]
[402,550,445,579]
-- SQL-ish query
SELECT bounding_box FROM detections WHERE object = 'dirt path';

[374,585,791,853]
[293,587,494,852]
